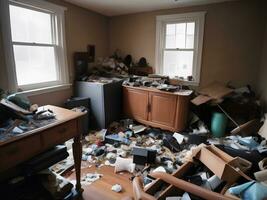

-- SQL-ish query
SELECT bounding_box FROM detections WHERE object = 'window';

[0,0,69,93]
[155,12,206,85]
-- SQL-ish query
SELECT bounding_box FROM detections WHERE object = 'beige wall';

[257,1,267,109]
[109,0,264,88]
[1,0,266,106]
[0,0,109,106]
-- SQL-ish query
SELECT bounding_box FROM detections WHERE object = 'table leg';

[72,134,83,193]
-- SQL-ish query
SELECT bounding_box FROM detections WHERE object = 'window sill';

[16,84,72,97]
[170,78,199,86]
[181,80,199,86]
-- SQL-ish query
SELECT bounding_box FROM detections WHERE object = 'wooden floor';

[66,165,134,200]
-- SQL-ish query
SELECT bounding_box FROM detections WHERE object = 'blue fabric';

[228,181,267,200]
[238,137,259,149]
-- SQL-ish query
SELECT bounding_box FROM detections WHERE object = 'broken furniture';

[0,105,85,194]
[123,85,190,132]
[75,80,123,129]
[133,145,252,200]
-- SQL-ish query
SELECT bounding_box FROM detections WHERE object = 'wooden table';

[0,105,85,193]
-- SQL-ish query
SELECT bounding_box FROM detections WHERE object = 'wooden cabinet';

[123,86,190,132]
[149,92,177,128]
[123,88,149,121]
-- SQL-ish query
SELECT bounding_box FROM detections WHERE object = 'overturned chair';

[132,145,252,200]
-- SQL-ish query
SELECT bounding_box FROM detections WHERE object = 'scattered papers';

[81,173,103,185]
[131,125,146,134]
[173,132,185,144]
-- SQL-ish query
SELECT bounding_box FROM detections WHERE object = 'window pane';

[166,35,176,49]
[165,23,187,49]
[186,22,195,48]
[163,50,194,78]
[166,24,175,35]
[165,22,195,49]
[13,45,57,86]
[165,24,176,48]
[9,5,52,44]
[176,23,186,48]
[187,22,195,35]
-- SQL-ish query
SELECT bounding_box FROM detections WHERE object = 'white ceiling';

[65,0,236,16]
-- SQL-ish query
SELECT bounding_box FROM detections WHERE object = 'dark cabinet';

[75,81,123,129]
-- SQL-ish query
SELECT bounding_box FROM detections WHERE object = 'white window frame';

[155,12,206,85]
[0,0,70,94]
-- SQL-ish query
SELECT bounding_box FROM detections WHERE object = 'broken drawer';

[0,134,42,171]
[41,120,78,149]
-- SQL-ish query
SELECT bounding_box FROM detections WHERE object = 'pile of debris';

[122,74,192,93]
[53,111,267,199]
[52,81,267,199]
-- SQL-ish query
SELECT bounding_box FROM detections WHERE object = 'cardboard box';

[193,145,252,183]
[191,82,233,106]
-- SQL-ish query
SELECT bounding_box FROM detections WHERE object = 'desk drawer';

[0,135,41,171]
[42,120,77,148]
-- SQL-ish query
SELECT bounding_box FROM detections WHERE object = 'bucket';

[211,112,228,138]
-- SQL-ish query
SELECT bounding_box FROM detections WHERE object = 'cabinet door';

[149,92,177,128]
[123,87,149,121]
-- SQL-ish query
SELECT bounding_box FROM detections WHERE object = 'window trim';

[0,0,69,93]
[155,12,206,85]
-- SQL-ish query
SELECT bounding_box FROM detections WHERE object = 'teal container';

[211,112,228,138]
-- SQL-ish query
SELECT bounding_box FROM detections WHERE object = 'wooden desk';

[0,105,84,193]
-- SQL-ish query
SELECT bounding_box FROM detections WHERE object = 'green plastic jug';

[211,112,228,138]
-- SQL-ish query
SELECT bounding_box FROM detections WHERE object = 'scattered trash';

[111,184,122,192]
[166,193,191,200]
[173,132,185,144]
[81,173,103,185]
[105,134,131,145]
[228,181,267,200]
[254,169,267,185]
[152,166,166,173]
[52,83,266,198]
[3,70,267,200]
[259,158,267,171]
[114,157,135,173]
[259,114,267,140]
[131,125,146,134]
[163,134,180,152]
[132,147,156,165]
